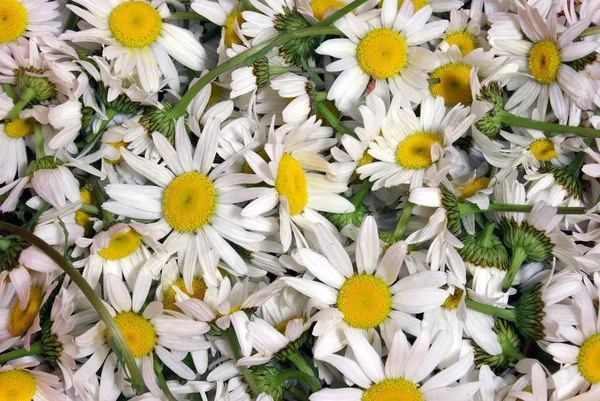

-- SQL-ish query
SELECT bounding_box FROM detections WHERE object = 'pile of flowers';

[3,0,600,400]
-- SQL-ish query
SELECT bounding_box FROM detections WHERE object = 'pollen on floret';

[445,31,477,56]
[356,28,408,80]
[275,154,309,216]
[362,378,424,401]
[105,311,157,358]
[310,0,346,21]
[395,131,444,170]
[98,229,142,261]
[0,0,28,44]
[337,274,392,329]
[4,117,35,139]
[528,40,561,85]
[578,333,600,384]
[109,1,163,49]
[163,278,208,313]
[529,139,557,162]
[0,369,37,401]
[441,287,464,309]
[9,286,43,337]
[459,177,490,201]
[224,9,244,48]
[429,63,473,106]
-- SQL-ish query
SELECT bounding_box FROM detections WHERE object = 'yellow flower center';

[224,9,244,48]
[105,311,157,358]
[337,274,392,329]
[445,31,477,56]
[76,189,95,237]
[0,0,28,44]
[441,287,464,309]
[163,172,217,232]
[388,0,428,11]
[395,131,444,170]
[458,177,490,201]
[310,0,346,21]
[358,150,375,167]
[9,286,43,337]
[528,40,561,84]
[356,28,408,80]
[105,141,127,164]
[163,278,207,313]
[275,154,309,216]
[529,139,557,162]
[241,149,269,174]
[98,229,142,261]
[578,333,600,384]
[109,1,163,49]
[429,63,473,106]
[275,315,304,334]
[362,379,424,401]
[4,117,35,139]
[0,370,36,401]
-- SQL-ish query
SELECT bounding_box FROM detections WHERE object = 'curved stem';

[393,200,414,241]
[579,25,600,38]
[154,358,178,401]
[316,101,356,137]
[7,87,36,121]
[480,222,496,247]
[34,122,44,160]
[502,247,528,291]
[288,386,309,401]
[274,370,321,393]
[84,107,118,144]
[312,0,369,27]
[351,180,372,209]
[465,299,516,322]
[0,341,43,363]
[224,328,260,397]
[498,110,600,138]
[287,351,321,391]
[0,223,144,394]
[169,12,206,21]
[2,84,17,102]
[458,201,585,216]
[567,138,593,175]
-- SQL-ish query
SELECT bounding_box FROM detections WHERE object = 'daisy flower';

[74,273,211,398]
[316,0,449,111]
[489,5,600,120]
[283,217,451,356]
[102,118,275,289]
[63,0,207,93]
[438,9,485,55]
[311,327,479,401]
[0,361,69,401]
[357,96,476,190]
[0,0,60,46]
[0,115,34,185]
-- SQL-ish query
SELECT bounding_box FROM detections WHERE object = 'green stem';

[316,101,356,137]
[465,299,517,322]
[2,84,17,102]
[92,180,114,225]
[85,107,118,144]
[287,351,321,391]
[475,213,489,230]
[269,66,329,74]
[567,138,593,175]
[34,122,44,160]
[63,8,78,32]
[273,370,321,392]
[154,358,178,401]
[458,201,585,216]
[0,341,43,363]
[223,328,260,397]
[168,26,340,119]
[7,87,36,121]
[24,203,51,231]
[501,340,526,361]
[80,203,100,215]
[579,25,600,38]
[502,247,528,291]
[393,200,414,241]
[168,12,206,21]
[480,222,496,247]
[0,223,144,393]
[288,386,309,401]
[312,0,369,27]
[498,110,600,138]
[351,180,372,209]
[315,91,327,102]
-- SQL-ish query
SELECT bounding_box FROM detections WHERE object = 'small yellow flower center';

[528,40,561,84]
[395,131,444,170]
[163,172,217,232]
[275,154,309,216]
[337,274,392,329]
[529,139,557,162]
[441,287,464,309]
[445,31,477,56]
[578,333,600,384]
[4,117,35,139]
[105,141,127,164]
[98,229,142,261]
[459,177,490,201]
[362,379,424,401]
[224,9,244,48]
[429,63,473,106]
[9,286,43,337]
[310,0,346,21]
[275,315,304,334]
[241,149,269,174]
[0,370,36,401]
[109,1,163,49]
[0,0,28,44]
[216,305,242,319]
[105,311,157,358]
[392,0,429,11]
[163,278,207,313]
[356,28,408,80]
[76,188,95,237]
[358,150,375,167]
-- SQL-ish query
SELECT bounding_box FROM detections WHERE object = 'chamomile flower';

[357,96,476,190]
[438,9,485,55]
[0,361,69,401]
[316,0,449,111]
[0,0,61,46]
[63,0,207,93]
[489,6,600,119]
[0,115,34,185]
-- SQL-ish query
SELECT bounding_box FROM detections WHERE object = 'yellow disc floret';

[429,63,473,106]
[163,278,207,312]
[441,287,464,309]
[459,177,490,201]
[9,286,43,337]
[445,31,477,56]
[4,117,35,139]
[109,1,163,49]
[396,131,444,170]
[0,0,28,44]
[356,28,408,80]
[310,0,346,21]
[98,229,142,261]
[528,40,561,84]
[394,0,429,11]
[337,274,392,329]
[163,172,217,232]
[224,9,244,48]
[362,379,424,401]
[275,315,304,334]
[0,370,37,401]
[275,154,309,216]
[578,333,600,384]
[76,188,95,236]
[105,141,127,164]
[529,139,557,162]
[105,311,157,358]
[358,151,375,167]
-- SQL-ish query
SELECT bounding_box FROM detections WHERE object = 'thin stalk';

[92,180,114,225]
[567,138,593,175]
[34,122,44,160]
[80,203,100,215]
[316,101,356,137]
[312,0,369,27]
[0,341,43,363]
[223,328,260,396]
[273,370,321,393]
[457,201,585,216]
[315,91,327,102]
[579,25,600,38]
[393,200,414,241]
[502,247,528,291]
[501,341,526,361]
[169,12,206,21]
[465,299,517,322]
[24,203,51,231]
[269,66,330,74]
[154,358,178,401]
[498,110,600,138]
[7,87,36,121]
[168,26,340,119]
[288,386,309,401]
[63,9,78,32]
[0,222,144,393]
[287,351,321,391]
[351,180,373,209]
[480,222,496,247]
[2,84,17,102]
[84,108,118,144]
